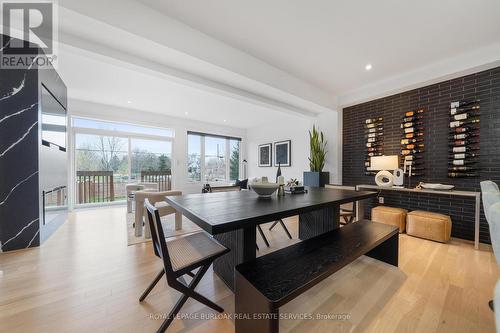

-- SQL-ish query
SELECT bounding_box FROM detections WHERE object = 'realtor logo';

[1,1,58,68]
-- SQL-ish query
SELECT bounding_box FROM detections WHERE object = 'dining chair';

[480,180,500,311]
[140,199,229,332]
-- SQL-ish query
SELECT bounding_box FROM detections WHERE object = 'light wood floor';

[0,206,498,333]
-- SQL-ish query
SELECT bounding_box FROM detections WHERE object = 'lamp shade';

[370,155,399,171]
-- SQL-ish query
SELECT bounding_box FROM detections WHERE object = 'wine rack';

[364,117,384,175]
[448,99,480,178]
[400,109,425,176]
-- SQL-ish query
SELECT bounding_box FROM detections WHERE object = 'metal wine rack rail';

[400,109,425,176]
[364,117,383,175]
[448,99,480,178]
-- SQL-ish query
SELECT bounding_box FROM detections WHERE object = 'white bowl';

[250,182,279,197]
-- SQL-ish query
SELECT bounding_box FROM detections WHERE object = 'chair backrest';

[144,199,175,280]
[481,181,500,223]
[488,202,500,264]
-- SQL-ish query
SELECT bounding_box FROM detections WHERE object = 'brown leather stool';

[406,210,452,243]
[371,206,408,233]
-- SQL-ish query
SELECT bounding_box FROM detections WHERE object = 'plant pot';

[303,171,330,188]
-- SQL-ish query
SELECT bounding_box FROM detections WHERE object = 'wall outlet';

[378,196,384,204]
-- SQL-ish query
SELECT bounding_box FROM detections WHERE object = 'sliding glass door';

[73,117,174,206]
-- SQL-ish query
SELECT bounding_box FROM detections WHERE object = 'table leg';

[298,205,339,240]
[175,211,182,230]
[214,226,256,291]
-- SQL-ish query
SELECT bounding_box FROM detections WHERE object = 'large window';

[73,117,173,205]
[187,132,241,183]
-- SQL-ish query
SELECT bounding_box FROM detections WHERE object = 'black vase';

[276,163,282,182]
[303,171,330,187]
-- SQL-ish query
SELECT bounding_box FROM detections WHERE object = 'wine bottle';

[449,159,477,166]
[365,117,383,124]
[405,144,424,150]
[450,105,480,115]
[448,139,479,146]
[449,166,477,172]
[452,113,480,121]
[367,147,383,152]
[402,115,424,123]
[450,99,480,108]
[401,138,424,145]
[405,109,424,117]
[404,126,424,133]
[451,132,479,140]
[450,146,479,153]
[405,132,424,139]
[403,155,423,161]
[448,172,479,178]
[367,137,381,143]
[366,142,383,148]
[449,153,479,159]
[366,132,383,138]
[401,149,424,155]
[365,122,383,129]
[366,127,384,133]
[401,121,424,128]
[367,152,383,157]
[449,119,480,128]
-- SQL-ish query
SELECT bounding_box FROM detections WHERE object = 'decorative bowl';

[250,181,279,198]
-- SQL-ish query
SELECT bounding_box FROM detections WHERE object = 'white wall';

[247,111,341,185]
[68,99,247,196]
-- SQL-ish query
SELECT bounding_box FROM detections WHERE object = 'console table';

[355,185,481,250]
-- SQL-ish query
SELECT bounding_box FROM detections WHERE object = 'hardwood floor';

[0,206,498,333]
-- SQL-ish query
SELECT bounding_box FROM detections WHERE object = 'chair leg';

[139,269,165,302]
[155,264,223,333]
[268,220,279,231]
[257,225,270,247]
[179,264,224,312]
[279,219,292,239]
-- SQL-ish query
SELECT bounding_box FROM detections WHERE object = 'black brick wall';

[343,66,500,244]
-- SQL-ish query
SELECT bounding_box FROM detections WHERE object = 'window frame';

[187,132,242,184]
[71,116,174,207]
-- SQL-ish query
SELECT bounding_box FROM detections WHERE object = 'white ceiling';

[140,0,500,95]
[58,44,293,129]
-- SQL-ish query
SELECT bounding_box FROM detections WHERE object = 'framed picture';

[274,140,291,167]
[258,143,272,167]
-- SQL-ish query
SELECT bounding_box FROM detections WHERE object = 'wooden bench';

[234,220,399,333]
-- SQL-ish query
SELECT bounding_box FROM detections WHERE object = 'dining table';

[165,187,377,290]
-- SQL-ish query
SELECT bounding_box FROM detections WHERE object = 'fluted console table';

[355,185,481,250]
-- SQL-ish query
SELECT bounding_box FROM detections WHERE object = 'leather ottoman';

[406,210,452,243]
[371,206,408,233]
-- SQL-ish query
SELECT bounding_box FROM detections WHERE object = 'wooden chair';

[140,199,229,333]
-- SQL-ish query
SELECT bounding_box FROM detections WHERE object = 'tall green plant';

[308,125,327,172]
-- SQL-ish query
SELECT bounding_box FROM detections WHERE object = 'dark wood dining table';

[165,187,377,290]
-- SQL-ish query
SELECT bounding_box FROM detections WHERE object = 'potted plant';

[303,126,329,187]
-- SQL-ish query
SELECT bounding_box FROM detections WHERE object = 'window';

[73,117,173,205]
[187,134,201,182]
[187,132,241,183]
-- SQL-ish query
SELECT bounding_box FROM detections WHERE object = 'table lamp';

[370,155,400,187]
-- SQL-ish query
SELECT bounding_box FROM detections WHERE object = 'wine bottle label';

[454,134,466,139]
[453,160,464,165]
[454,153,466,159]
[404,127,414,133]
[368,138,375,142]
[368,133,375,138]
[454,113,468,121]
[453,146,466,153]
[450,121,460,128]
[368,128,376,133]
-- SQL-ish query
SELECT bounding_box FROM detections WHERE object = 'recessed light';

[365,64,372,71]
[185,111,189,115]
[127,100,132,104]
[223,119,227,123]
